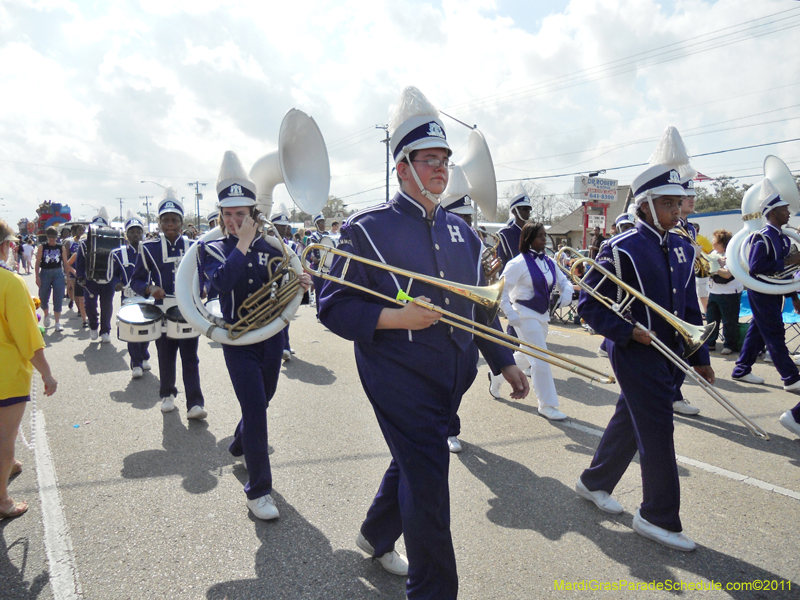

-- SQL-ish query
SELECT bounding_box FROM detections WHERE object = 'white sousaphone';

[175,108,331,345]
[451,128,497,222]
[725,155,800,295]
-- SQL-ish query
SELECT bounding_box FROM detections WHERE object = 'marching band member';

[496,184,531,267]
[271,206,298,361]
[308,212,334,314]
[131,189,206,418]
[199,151,311,520]
[319,87,528,599]
[574,142,712,552]
[678,176,710,315]
[614,211,635,234]
[491,222,574,420]
[111,212,150,379]
[207,210,219,231]
[76,209,115,343]
[731,178,800,416]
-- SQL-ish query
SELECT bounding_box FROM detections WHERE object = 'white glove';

[506,313,523,329]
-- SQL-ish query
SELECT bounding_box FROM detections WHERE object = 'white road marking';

[561,420,800,501]
[34,411,83,600]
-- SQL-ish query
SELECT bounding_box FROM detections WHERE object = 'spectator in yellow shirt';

[0,219,57,520]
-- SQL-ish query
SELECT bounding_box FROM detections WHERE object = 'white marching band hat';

[271,203,291,226]
[615,212,634,227]
[313,213,325,224]
[441,165,473,215]
[92,206,110,227]
[680,166,698,197]
[216,150,257,208]
[509,182,532,212]
[759,177,788,215]
[124,209,144,232]
[632,126,691,206]
[207,210,219,224]
[158,187,184,217]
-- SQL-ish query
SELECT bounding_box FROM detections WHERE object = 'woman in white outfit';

[489,222,573,420]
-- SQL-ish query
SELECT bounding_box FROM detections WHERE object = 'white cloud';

[1,0,798,227]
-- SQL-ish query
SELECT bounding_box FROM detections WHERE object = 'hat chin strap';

[404,150,441,204]
[643,191,667,233]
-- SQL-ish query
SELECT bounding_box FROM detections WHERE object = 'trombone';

[556,247,769,440]
[302,243,616,385]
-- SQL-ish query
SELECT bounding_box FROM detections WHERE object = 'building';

[548,185,632,250]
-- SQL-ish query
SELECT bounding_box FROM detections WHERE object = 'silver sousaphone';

[175,108,330,345]
[726,155,800,294]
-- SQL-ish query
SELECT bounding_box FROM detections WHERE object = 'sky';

[1,0,799,228]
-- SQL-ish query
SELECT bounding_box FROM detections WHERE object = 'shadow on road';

[458,442,795,599]
[280,357,337,386]
[121,413,228,493]
[206,491,406,600]
[73,343,129,375]
[0,525,50,600]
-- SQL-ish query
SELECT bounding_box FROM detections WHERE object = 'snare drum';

[165,306,200,339]
[87,225,123,283]
[204,298,222,319]
[117,303,164,342]
[122,295,155,306]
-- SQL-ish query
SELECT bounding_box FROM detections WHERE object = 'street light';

[141,180,167,189]
[588,170,607,177]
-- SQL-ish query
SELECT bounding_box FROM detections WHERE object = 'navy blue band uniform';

[201,234,287,501]
[733,223,800,386]
[76,238,116,337]
[319,191,514,599]
[111,243,151,370]
[577,220,709,533]
[131,233,205,410]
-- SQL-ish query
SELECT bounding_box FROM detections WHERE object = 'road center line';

[34,410,83,600]
[561,420,800,501]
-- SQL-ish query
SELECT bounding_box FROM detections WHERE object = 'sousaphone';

[725,155,800,295]
[455,128,498,221]
[175,108,331,345]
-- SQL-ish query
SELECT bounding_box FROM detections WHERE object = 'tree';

[695,176,748,213]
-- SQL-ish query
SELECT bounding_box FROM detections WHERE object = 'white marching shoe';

[779,410,800,437]
[575,479,623,514]
[131,367,143,379]
[160,395,176,413]
[282,349,292,361]
[100,333,111,343]
[142,360,152,371]
[186,405,208,420]
[732,372,764,384]
[247,494,279,520]
[633,509,696,552]
[672,400,700,416]
[538,406,567,421]
[447,436,462,453]
[355,533,408,576]
[488,372,503,399]
[90,329,99,341]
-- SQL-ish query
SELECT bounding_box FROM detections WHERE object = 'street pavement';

[2,275,799,599]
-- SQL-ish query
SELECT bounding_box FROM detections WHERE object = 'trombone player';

[575,127,713,552]
[318,87,528,600]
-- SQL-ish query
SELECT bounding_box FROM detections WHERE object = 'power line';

[495,137,800,183]
[443,7,800,115]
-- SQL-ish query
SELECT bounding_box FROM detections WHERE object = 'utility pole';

[116,197,125,222]
[187,182,207,226]
[140,195,153,230]
[376,124,390,202]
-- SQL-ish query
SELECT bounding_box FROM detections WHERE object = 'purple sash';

[517,252,555,315]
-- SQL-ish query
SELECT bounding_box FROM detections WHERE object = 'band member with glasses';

[319,87,527,600]
[132,189,206,419]
[575,128,712,552]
